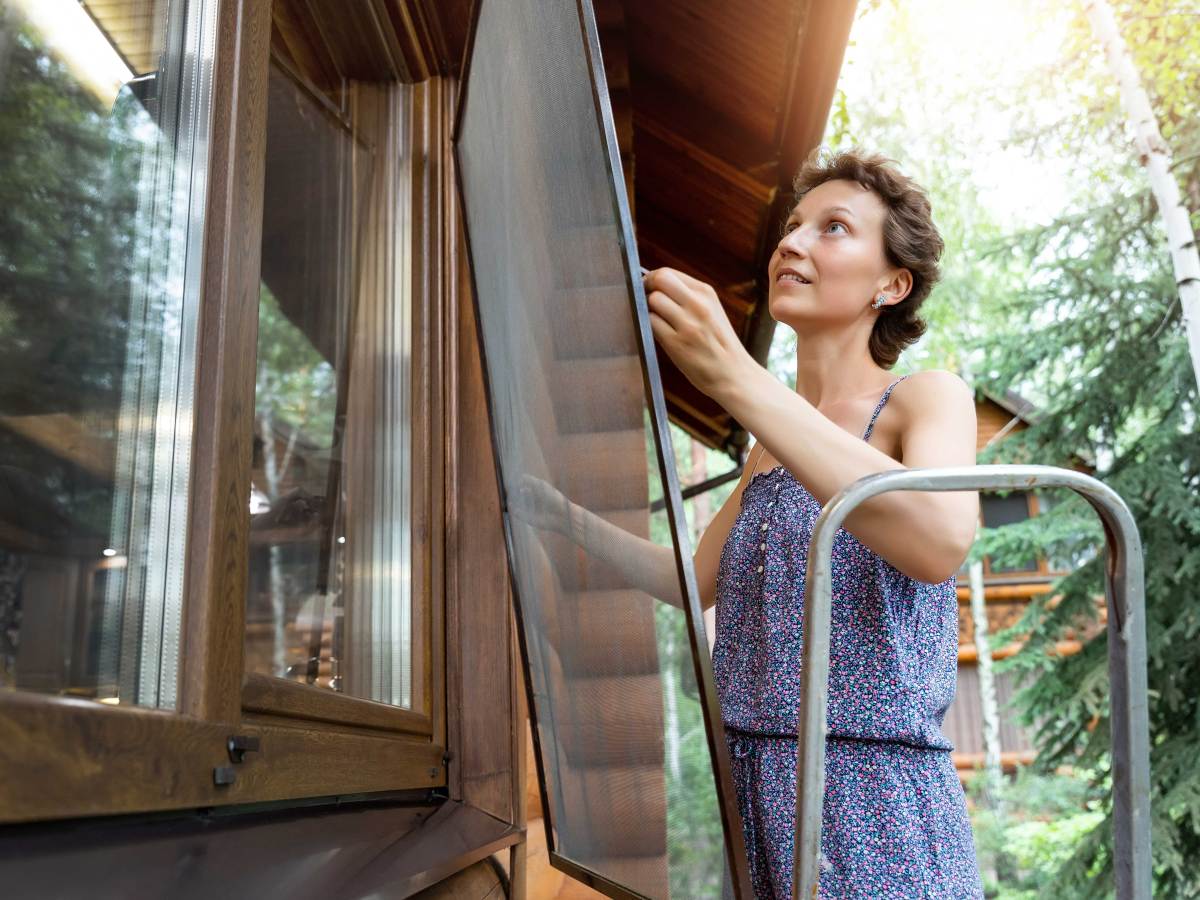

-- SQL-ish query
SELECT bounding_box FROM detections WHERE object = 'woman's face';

[767,178,902,331]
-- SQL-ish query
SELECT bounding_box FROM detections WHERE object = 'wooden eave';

[623,0,857,458]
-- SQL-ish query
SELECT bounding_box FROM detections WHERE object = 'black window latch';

[227,734,261,764]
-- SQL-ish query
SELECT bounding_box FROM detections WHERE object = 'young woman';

[644,150,984,898]
[517,149,984,898]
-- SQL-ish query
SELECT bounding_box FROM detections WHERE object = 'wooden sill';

[242,673,432,735]
[0,690,444,824]
[0,798,521,898]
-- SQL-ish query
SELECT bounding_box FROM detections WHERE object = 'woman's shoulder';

[892,369,974,409]
[885,369,976,438]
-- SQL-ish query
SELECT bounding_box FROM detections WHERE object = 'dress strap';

[861,375,910,442]
[744,440,770,482]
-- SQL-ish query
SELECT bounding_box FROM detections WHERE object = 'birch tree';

[1084,0,1200,394]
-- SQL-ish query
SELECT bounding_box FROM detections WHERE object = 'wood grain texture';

[447,190,515,824]
[408,859,504,899]
[271,0,456,87]
[179,0,271,725]
[0,691,444,824]
[408,76,452,733]
[598,0,857,457]
[407,0,474,76]
[242,673,433,734]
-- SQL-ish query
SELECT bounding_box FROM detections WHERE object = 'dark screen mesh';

[457,1,735,897]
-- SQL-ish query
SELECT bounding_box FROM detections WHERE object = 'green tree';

[0,12,148,540]
[794,0,1199,893]
[976,2,1200,894]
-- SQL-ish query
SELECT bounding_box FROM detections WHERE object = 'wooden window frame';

[0,0,453,825]
[980,489,1045,579]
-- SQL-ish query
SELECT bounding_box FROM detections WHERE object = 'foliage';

[644,418,727,896]
[974,2,1200,894]
[254,284,337,461]
[805,0,1200,894]
[967,766,1107,899]
[0,14,148,538]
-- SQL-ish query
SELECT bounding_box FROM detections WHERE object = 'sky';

[835,0,1085,228]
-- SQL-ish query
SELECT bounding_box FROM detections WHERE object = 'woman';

[644,149,984,898]
[518,149,984,898]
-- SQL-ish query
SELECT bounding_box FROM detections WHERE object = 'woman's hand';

[643,267,755,402]
[509,473,576,539]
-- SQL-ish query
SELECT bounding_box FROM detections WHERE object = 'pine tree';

[978,2,1200,893]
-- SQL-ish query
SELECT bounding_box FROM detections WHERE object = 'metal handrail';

[793,465,1151,899]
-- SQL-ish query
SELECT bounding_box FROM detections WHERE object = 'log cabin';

[942,390,1104,780]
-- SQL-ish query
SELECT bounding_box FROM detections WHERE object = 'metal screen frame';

[451,0,752,897]
[793,464,1152,900]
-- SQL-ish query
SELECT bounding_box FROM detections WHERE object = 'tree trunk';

[1084,0,1200,394]
[969,559,1003,789]
[970,554,1015,882]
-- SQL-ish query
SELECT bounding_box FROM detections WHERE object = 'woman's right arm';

[570,441,760,610]
[513,443,763,609]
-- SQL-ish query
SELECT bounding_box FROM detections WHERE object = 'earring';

[872,293,887,309]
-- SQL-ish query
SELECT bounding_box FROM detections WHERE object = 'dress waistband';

[723,723,950,753]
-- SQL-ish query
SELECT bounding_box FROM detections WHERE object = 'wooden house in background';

[943,390,1103,779]
[0,1,855,898]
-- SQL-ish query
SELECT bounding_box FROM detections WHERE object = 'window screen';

[455,0,749,897]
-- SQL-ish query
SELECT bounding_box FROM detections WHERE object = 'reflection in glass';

[243,64,413,708]
[0,0,215,707]
[457,0,738,895]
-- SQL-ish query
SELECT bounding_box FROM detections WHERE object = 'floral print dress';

[713,375,984,899]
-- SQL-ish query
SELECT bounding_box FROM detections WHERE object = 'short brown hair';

[791,149,944,368]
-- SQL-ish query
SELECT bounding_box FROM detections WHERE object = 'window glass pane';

[981,492,1037,574]
[457,0,746,895]
[243,64,414,708]
[0,0,216,707]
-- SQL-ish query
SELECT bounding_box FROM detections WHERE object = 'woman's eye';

[783,222,799,234]
[826,221,847,234]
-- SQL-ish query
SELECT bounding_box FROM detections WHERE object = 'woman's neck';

[791,330,889,409]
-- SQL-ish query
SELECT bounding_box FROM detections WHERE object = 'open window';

[454,0,751,896]
[0,0,452,826]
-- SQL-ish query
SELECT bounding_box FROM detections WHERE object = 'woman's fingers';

[646,289,683,332]
[512,474,570,533]
[645,265,711,296]
[648,309,677,346]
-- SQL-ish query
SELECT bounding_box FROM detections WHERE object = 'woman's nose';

[777,227,811,258]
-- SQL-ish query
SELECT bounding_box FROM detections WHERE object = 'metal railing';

[793,465,1151,899]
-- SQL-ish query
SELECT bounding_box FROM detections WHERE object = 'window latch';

[227,734,261,764]
[214,735,260,787]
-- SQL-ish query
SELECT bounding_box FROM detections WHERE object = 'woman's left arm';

[645,267,979,584]
[723,367,979,584]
